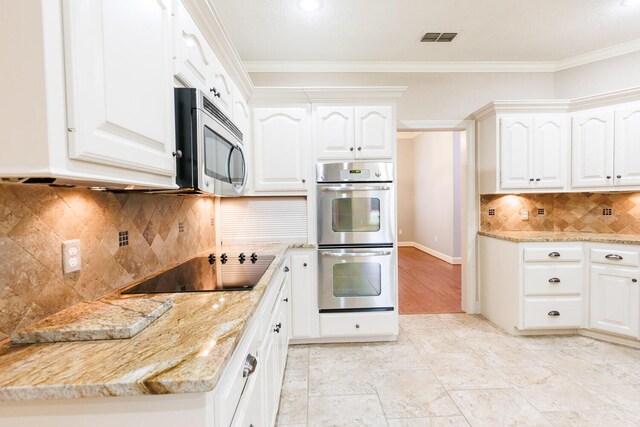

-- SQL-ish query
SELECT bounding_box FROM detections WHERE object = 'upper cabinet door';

[63,0,175,180]
[614,103,640,187]
[571,110,615,188]
[253,107,309,192]
[173,0,213,93]
[232,86,250,138]
[354,106,394,159]
[315,106,355,160]
[533,115,567,189]
[500,117,534,189]
[211,57,234,118]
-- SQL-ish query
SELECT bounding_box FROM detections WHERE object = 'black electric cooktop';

[122,253,275,294]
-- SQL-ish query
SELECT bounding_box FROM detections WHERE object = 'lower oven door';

[318,247,395,312]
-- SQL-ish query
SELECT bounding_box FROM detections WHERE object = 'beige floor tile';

[494,365,566,388]
[410,334,472,355]
[308,394,387,427]
[282,368,308,392]
[542,408,639,427]
[425,353,511,390]
[514,375,607,412]
[387,416,470,426]
[277,388,308,425]
[374,370,460,418]
[479,346,555,368]
[582,341,640,364]
[286,345,310,370]
[450,388,551,427]
[514,335,597,351]
[586,384,640,418]
[546,357,631,386]
[611,363,640,384]
[308,365,376,396]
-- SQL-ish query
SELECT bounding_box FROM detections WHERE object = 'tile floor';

[276,314,640,427]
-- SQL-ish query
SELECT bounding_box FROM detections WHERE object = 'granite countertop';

[0,243,312,401]
[478,230,640,245]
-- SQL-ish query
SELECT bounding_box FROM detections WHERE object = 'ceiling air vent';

[421,32,457,43]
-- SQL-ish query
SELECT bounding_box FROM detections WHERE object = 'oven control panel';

[317,162,393,183]
[340,169,371,180]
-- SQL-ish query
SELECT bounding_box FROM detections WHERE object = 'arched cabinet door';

[315,106,355,160]
[211,57,234,118]
[533,115,567,189]
[614,103,640,187]
[252,107,309,192]
[571,109,615,188]
[355,106,394,159]
[500,117,534,189]
[173,0,213,93]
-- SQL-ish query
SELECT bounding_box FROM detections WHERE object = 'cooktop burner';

[122,253,275,294]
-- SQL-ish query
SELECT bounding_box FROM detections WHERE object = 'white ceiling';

[212,0,640,64]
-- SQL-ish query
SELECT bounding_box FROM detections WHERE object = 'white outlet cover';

[521,209,529,221]
[62,239,81,274]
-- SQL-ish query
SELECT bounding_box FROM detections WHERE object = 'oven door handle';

[321,250,392,257]
[319,185,391,192]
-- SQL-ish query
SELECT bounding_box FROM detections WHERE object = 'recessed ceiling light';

[622,0,640,6]
[298,0,322,12]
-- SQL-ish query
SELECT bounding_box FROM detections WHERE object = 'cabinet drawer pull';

[548,278,561,284]
[548,310,560,317]
[548,252,561,258]
[632,279,638,283]
[605,254,623,261]
[243,354,258,378]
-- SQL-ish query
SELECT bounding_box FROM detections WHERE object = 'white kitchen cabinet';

[232,87,250,138]
[571,109,615,188]
[590,265,639,338]
[173,0,214,93]
[63,0,176,183]
[614,103,640,188]
[252,107,310,192]
[315,106,394,160]
[315,106,356,160]
[211,56,234,118]
[290,250,320,340]
[500,117,533,189]
[355,106,395,159]
[533,115,567,189]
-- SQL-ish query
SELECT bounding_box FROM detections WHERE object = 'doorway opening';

[396,130,463,314]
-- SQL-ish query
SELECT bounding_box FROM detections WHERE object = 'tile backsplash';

[0,184,216,339]
[481,192,640,235]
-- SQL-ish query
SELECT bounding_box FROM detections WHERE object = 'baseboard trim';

[401,241,461,265]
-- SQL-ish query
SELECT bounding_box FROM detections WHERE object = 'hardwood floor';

[398,247,462,314]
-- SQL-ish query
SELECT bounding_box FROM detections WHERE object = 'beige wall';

[397,132,461,260]
[251,72,556,120]
[554,51,640,99]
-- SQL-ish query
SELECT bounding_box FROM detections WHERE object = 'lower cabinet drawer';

[523,246,583,262]
[523,264,584,295]
[522,298,583,329]
[591,248,640,267]
[320,311,397,337]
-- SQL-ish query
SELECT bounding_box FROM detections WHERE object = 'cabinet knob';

[302,178,306,183]
[303,263,308,267]
[172,150,183,158]
[283,297,289,302]
[357,147,362,151]
[548,310,560,317]
[632,279,637,283]
[617,175,622,179]
[535,178,541,182]
[529,178,534,182]
[355,324,360,329]
[607,176,612,179]
[284,266,290,272]
[350,147,354,151]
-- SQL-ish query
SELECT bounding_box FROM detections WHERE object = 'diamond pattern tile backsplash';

[481,192,640,235]
[0,184,216,339]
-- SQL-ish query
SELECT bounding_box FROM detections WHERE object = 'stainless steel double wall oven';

[317,162,396,312]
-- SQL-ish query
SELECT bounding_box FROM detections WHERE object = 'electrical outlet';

[521,209,529,221]
[62,239,81,274]
[399,229,403,235]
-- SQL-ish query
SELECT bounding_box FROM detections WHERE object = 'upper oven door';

[198,109,246,196]
[317,183,394,246]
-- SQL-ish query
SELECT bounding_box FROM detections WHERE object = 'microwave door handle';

[225,145,234,184]
[319,185,391,192]
[321,251,392,257]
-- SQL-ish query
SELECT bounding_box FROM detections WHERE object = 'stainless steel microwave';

[174,88,247,196]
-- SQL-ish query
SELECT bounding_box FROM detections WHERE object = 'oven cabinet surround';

[479,236,640,342]
[289,249,321,340]
[251,106,311,193]
[0,0,177,188]
[474,97,640,194]
[314,105,395,160]
[0,256,293,427]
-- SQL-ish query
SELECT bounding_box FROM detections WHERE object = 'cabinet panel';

[173,0,213,93]
[614,103,640,187]
[290,252,319,339]
[523,298,583,329]
[320,311,397,337]
[523,264,583,296]
[315,106,355,160]
[523,246,583,262]
[355,106,394,159]
[500,117,533,189]
[590,265,639,337]
[63,0,175,179]
[571,110,615,188]
[533,115,567,189]
[253,107,309,192]
[211,57,234,118]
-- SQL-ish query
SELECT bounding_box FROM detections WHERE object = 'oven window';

[203,125,233,182]
[332,198,381,232]
[333,262,382,297]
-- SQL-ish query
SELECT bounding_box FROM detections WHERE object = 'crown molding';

[569,86,640,111]
[182,0,254,98]
[250,86,408,103]
[244,38,640,74]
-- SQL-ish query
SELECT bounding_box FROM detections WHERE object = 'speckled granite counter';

[0,243,313,401]
[479,230,640,245]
